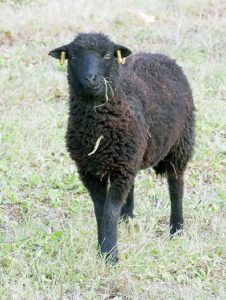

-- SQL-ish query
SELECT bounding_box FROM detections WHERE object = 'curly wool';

[66,45,195,185]
[50,32,195,263]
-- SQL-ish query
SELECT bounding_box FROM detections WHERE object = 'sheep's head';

[49,33,132,98]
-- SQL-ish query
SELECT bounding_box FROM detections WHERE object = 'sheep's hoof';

[170,222,184,238]
[120,207,134,221]
[99,251,118,265]
[105,253,118,265]
[97,249,118,265]
[100,245,119,265]
[120,212,134,223]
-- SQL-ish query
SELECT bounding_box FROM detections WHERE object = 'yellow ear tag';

[116,50,126,64]
[59,51,66,65]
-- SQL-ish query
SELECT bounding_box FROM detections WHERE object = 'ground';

[0,0,225,299]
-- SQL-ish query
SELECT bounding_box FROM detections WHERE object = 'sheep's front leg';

[101,179,131,263]
[167,167,184,235]
[80,173,107,247]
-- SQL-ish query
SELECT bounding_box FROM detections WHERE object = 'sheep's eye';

[104,53,111,59]
[70,55,76,60]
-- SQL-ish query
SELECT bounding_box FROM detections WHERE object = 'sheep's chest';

[66,104,141,178]
[74,128,134,178]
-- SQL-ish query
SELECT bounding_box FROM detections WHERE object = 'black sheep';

[49,32,195,263]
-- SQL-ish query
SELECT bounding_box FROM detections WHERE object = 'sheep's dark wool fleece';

[49,33,195,263]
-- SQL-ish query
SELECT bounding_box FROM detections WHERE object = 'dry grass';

[0,0,225,299]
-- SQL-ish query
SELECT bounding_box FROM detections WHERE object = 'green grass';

[0,0,225,299]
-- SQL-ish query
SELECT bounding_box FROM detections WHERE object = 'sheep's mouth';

[84,83,104,96]
[85,82,101,91]
[92,83,101,90]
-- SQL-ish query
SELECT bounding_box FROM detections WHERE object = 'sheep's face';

[49,33,132,98]
[68,48,118,97]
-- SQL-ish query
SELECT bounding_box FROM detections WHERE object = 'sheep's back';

[119,53,194,167]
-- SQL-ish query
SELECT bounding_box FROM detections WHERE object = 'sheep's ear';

[49,45,69,65]
[115,45,132,64]
[49,45,69,59]
[116,45,132,57]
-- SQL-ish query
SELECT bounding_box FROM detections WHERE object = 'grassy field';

[0,0,225,299]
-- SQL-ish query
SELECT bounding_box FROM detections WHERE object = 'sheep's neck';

[69,88,126,125]
[71,87,122,108]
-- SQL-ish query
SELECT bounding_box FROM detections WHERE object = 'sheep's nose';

[84,73,97,84]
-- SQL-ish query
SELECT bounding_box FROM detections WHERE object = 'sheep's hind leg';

[120,184,134,220]
[166,166,185,235]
